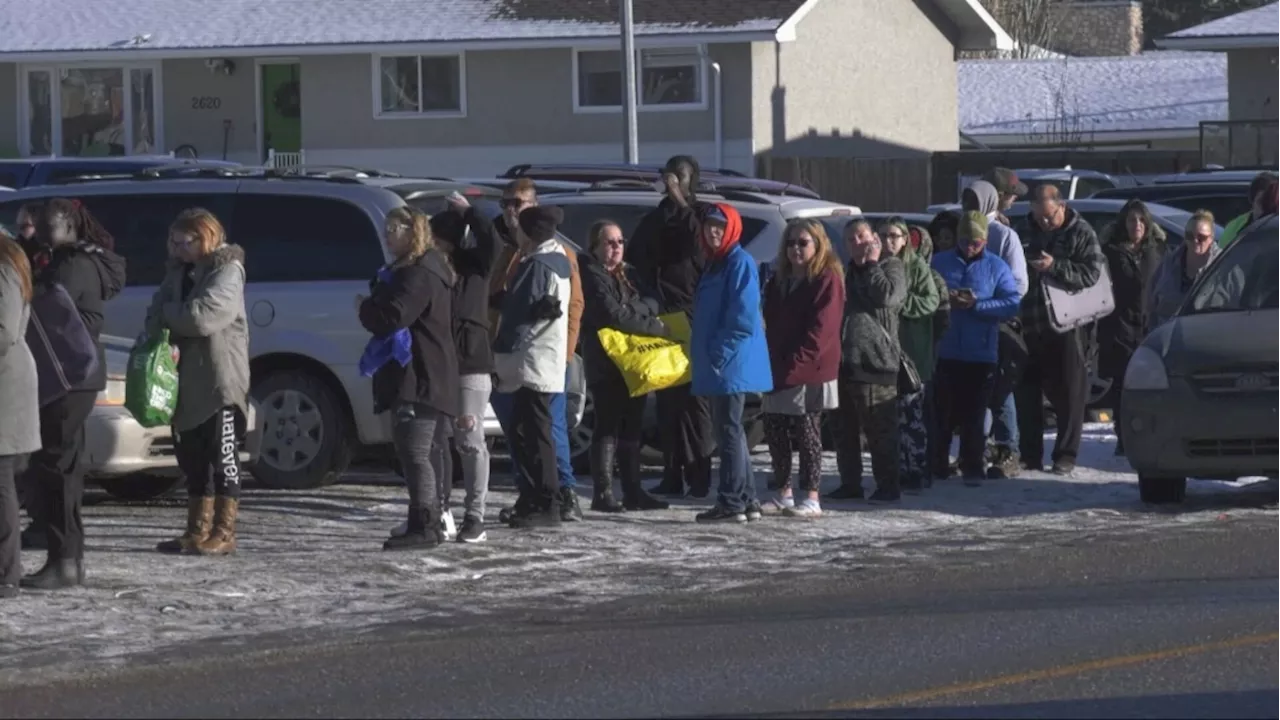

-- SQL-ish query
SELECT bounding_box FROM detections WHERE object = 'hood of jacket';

[910,226,936,264]
[417,248,458,289]
[168,242,244,276]
[698,202,742,262]
[54,241,126,301]
[1101,218,1167,247]
[964,180,1001,217]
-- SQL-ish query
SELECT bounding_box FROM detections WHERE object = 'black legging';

[591,378,646,448]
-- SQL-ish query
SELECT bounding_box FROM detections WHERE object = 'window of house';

[20,64,161,157]
[376,54,465,116]
[574,47,704,111]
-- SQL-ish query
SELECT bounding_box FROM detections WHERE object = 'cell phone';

[953,287,975,298]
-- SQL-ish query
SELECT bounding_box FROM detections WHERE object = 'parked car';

[0,167,513,491]
[1089,182,1253,226]
[541,186,862,467]
[87,335,260,500]
[935,168,1119,211]
[501,163,822,199]
[0,157,240,190]
[1121,214,1278,504]
[1146,168,1278,185]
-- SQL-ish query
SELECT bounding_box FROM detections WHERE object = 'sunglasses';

[786,238,811,248]
[500,198,526,210]
[602,239,625,248]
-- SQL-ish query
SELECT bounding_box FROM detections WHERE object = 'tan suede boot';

[156,496,215,554]
[196,496,239,556]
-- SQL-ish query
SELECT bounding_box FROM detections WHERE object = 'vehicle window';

[553,203,653,247]
[1185,228,1279,316]
[1157,196,1251,224]
[232,194,385,282]
[1074,177,1116,198]
[84,194,237,286]
[0,162,33,189]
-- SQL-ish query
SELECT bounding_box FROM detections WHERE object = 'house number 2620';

[191,96,222,110]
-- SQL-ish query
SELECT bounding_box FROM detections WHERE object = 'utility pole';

[620,0,639,164]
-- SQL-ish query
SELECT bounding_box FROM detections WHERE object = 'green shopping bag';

[124,329,180,428]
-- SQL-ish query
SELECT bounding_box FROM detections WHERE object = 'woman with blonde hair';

[760,218,845,517]
[1149,209,1220,329]
[359,205,459,549]
[150,208,249,557]
[0,231,41,598]
[579,219,671,513]
[881,217,940,491]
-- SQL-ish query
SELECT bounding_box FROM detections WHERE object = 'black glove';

[530,296,563,321]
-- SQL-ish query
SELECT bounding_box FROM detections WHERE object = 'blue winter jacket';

[691,245,773,396]
[931,249,1023,364]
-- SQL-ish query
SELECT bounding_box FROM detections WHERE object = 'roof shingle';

[1168,2,1279,39]
[0,0,807,54]
[959,53,1228,137]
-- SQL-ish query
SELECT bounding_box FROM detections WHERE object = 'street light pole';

[620,0,639,164]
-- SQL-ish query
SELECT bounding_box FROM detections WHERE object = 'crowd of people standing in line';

[0,159,1275,596]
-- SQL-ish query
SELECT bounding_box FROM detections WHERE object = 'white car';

[86,337,260,500]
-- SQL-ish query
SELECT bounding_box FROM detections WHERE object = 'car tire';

[97,473,183,502]
[250,370,352,490]
[1138,474,1187,504]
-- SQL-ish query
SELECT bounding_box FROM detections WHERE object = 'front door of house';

[259,63,301,162]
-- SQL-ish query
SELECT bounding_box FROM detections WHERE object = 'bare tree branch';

[964,0,1063,59]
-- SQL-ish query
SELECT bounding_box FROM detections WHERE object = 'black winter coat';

[34,241,126,392]
[625,197,705,314]
[1097,223,1166,379]
[359,250,460,417]
[579,255,665,390]
[445,207,504,376]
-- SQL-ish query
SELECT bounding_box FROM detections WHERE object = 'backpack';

[25,281,100,406]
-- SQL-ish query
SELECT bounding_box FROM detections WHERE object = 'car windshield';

[1183,224,1279,316]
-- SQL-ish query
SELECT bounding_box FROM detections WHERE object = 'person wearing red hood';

[689,203,773,523]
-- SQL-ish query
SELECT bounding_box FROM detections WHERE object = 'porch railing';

[266,149,306,169]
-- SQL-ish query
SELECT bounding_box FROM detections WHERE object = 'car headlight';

[96,375,126,406]
[1123,345,1169,391]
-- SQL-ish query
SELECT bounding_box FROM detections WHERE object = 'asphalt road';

[2,517,1276,719]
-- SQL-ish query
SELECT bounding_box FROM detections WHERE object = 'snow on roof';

[959,53,1228,138]
[0,0,807,54]
[1167,2,1279,39]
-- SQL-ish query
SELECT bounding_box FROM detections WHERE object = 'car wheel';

[250,370,352,490]
[570,387,595,474]
[1138,474,1187,504]
[96,473,183,501]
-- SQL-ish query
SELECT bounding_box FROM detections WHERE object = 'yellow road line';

[830,631,1280,711]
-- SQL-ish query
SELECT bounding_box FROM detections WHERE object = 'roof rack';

[504,163,747,179]
[268,165,403,179]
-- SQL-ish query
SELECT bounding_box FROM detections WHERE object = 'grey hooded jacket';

[964,180,1030,296]
[1148,243,1223,329]
[0,265,40,456]
[145,244,250,433]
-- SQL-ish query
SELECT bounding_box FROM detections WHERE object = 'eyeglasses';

[884,232,906,241]
[602,239,625,248]
[386,222,410,233]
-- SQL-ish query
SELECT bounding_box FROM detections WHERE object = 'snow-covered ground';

[1,424,1274,684]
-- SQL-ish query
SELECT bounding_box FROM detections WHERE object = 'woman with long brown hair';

[149,208,249,557]
[579,219,671,513]
[21,199,125,590]
[359,205,459,550]
[760,219,845,517]
[0,231,41,598]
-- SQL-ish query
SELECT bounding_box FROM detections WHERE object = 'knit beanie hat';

[959,211,989,242]
[518,205,564,244]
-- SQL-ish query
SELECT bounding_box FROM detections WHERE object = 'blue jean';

[711,393,756,513]
[491,373,576,492]
[984,390,1019,451]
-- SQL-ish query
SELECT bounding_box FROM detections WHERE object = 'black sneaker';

[499,496,536,525]
[744,501,763,522]
[383,531,441,551]
[824,484,865,500]
[696,506,747,524]
[508,508,563,529]
[457,517,487,544]
[1050,459,1076,476]
[1022,458,1045,473]
[560,488,584,522]
[867,488,901,504]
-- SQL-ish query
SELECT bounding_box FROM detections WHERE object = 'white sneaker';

[761,495,795,515]
[783,500,823,518]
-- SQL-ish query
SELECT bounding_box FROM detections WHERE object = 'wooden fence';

[754,155,931,212]
[755,149,1207,211]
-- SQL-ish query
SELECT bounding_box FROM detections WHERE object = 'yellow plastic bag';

[597,312,693,398]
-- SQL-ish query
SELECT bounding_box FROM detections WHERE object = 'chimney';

[1048,0,1144,56]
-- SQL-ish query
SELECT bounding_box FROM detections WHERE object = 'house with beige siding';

[1154,2,1278,166]
[0,0,1011,176]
